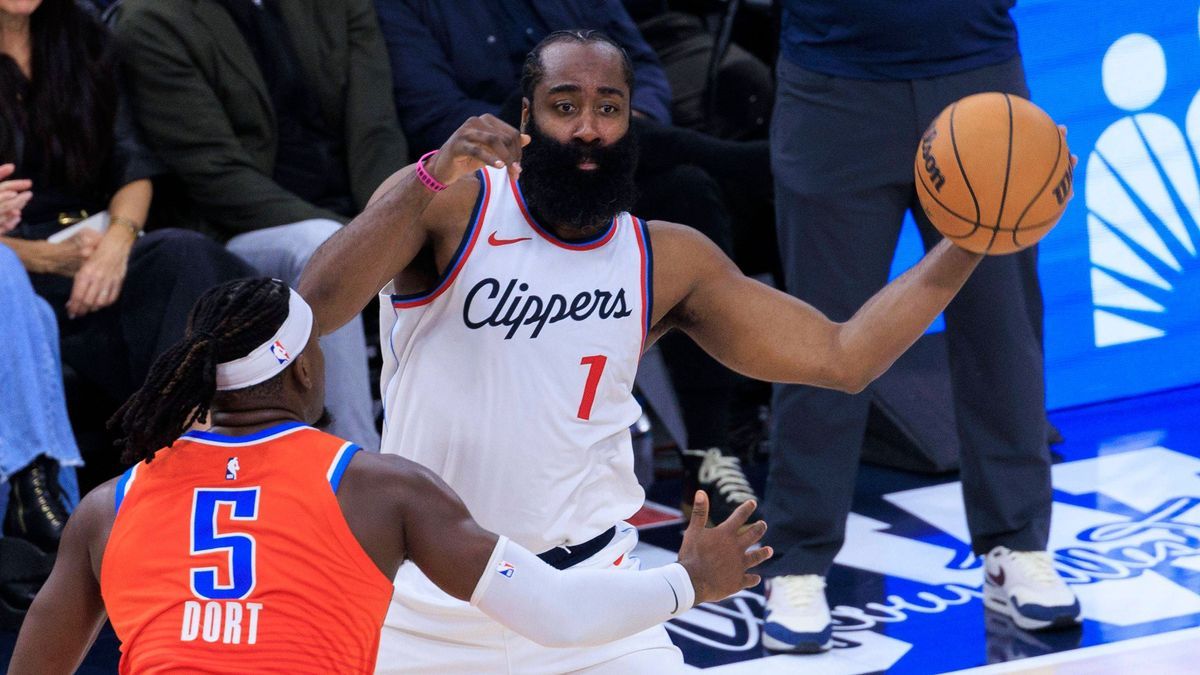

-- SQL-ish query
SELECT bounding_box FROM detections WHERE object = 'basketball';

[915,92,1073,255]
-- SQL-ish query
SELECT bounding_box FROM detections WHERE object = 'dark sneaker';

[680,447,762,525]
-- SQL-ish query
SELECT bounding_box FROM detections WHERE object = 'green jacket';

[114,0,409,239]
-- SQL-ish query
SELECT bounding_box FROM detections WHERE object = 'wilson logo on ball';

[920,127,947,192]
[1053,162,1074,206]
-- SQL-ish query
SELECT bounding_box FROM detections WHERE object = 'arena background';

[5,1,1200,673]
[885,0,1200,409]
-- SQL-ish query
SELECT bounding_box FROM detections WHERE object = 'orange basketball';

[914,92,1072,255]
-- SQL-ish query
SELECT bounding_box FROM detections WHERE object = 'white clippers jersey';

[378,166,652,553]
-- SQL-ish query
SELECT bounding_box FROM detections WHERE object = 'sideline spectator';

[112,0,409,449]
[0,240,81,621]
[0,0,255,485]
[0,237,80,555]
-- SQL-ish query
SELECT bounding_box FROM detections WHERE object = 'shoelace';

[775,575,826,607]
[697,450,757,503]
[1009,550,1060,585]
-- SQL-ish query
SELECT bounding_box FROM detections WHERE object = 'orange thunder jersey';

[100,422,394,674]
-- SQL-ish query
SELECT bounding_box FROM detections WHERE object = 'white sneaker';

[983,546,1081,631]
[763,575,833,653]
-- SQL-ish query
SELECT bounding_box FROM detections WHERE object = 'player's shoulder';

[338,450,448,511]
[424,171,485,239]
[70,475,122,556]
[645,219,724,254]
[344,451,440,491]
[79,476,121,522]
[644,219,734,276]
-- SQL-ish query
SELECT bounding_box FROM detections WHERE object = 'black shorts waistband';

[536,526,617,570]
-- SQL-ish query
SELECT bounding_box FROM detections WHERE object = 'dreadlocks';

[109,278,292,464]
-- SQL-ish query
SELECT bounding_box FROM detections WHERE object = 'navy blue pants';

[761,55,1052,576]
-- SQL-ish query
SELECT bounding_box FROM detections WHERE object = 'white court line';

[943,626,1200,674]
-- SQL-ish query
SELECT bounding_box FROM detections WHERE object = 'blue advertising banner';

[1021,0,1200,408]
[892,1,1200,409]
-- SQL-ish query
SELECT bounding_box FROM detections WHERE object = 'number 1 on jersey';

[577,355,608,420]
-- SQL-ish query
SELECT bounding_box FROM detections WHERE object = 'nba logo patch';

[269,340,290,364]
[225,457,240,480]
[497,561,515,578]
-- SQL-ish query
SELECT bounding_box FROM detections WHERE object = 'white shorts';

[374,523,685,674]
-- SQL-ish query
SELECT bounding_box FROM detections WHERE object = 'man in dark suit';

[114,0,411,450]
[373,0,671,154]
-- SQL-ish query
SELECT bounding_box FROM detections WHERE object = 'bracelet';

[416,150,448,193]
[111,215,143,238]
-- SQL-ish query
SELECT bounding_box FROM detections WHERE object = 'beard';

[517,114,639,233]
[314,407,334,430]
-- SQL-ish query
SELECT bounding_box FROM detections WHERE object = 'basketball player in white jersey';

[300,31,986,673]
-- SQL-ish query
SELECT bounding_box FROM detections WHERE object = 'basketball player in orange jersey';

[299,31,1028,673]
[7,278,770,675]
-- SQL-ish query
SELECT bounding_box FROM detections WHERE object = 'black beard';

[517,115,639,233]
[314,407,334,430]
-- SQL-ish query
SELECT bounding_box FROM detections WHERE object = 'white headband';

[215,288,314,391]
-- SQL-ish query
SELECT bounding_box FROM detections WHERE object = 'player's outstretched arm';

[652,221,982,393]
[298,114,528,336]
[339,452,770,648]
[9,483,113,675]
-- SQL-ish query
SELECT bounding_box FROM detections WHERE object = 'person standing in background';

[760,0,1081,652]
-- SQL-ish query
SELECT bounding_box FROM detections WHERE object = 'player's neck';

[206,407,305,437]
[530,203,612,242]
[547,221,609,241]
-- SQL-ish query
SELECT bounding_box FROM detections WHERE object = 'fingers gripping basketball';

[915,92,1073,255]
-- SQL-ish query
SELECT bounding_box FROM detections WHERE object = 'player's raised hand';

[676,491,772,606]
[429,114,530,186]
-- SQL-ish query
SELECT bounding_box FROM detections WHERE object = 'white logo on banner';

[657,447,1200,672]
[1086,21,1200,348]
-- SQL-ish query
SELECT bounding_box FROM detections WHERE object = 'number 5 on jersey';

[190,488,260,600]
[577,355,608,420]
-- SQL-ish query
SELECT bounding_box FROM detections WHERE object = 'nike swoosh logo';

[666,578,680,613]
[987,568,1006,587]
[488,232,531,246]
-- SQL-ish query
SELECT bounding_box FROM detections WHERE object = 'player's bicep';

[660,223,847,387]
[685,277,846,385]
[397,464,501,602]
[9,486,111,674]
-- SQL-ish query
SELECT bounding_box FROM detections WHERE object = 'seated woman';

[0,234,80,622]
[0,0,254,485]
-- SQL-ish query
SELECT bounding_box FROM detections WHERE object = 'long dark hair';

[109,279,292,464]
[0,0,117,190]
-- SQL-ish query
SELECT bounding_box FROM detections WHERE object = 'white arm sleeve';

[469,536,695,648]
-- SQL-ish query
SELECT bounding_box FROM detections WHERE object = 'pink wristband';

[416,150,448,193]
